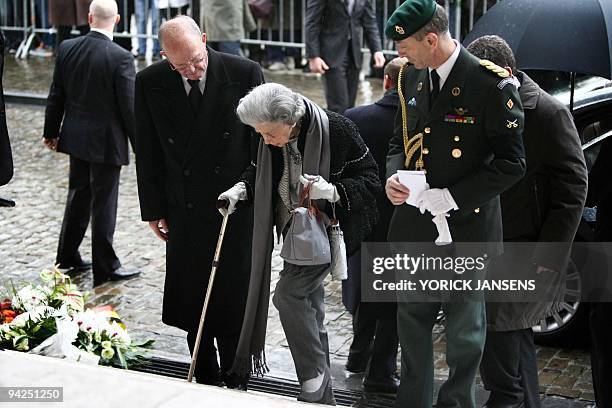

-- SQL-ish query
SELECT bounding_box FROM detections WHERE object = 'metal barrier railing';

[1,0,501,61]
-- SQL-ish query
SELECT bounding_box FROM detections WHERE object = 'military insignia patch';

[506,119,519,129]
[395,25,405,35]
[408,97,417,107]
[506,99,514,110]
[497,76,521,90]
[454,107,468,116]
[417,82,423,92]
[452,87,461,97]
[445,114,475,124]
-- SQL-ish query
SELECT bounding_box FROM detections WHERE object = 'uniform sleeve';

[448,81,526,214]
[134,74,168,222]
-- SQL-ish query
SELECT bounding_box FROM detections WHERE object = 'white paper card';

[397,170,427,207]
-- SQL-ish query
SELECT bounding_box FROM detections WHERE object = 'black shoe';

[345,358,367,374]
[57,260,92,274]
[93,267,140,286]
[363,374,400,395]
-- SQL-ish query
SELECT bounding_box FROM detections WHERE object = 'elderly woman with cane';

[229,83,380,405]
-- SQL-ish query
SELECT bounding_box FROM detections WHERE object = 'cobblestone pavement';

[0,56,594,406]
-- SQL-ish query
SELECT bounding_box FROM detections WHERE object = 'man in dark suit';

[384,1,526,407]
[343,57,405,394]
[467,35,588,408]
[43,0,139,285]
[306,0,385,113]
[134,15,264,389]
[0,30,13,189]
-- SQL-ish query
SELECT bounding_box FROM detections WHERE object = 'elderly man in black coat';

[0,30,13,189]
[134,15,264,389]
[342,57,405,394]
[467,36,588,408]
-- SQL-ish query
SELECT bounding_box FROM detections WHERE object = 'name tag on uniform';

[444,114,475,124]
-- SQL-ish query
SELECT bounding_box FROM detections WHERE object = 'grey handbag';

[280,182,331,265]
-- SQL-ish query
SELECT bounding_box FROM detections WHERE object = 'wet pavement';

[0,55,595,406]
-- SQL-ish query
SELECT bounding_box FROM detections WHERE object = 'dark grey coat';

[49,0,92,27]
[305,0,382,69]
[487,72,588,331]
[135,47,264,332]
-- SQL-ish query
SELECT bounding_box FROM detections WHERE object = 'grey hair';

[237,83,306,127]
[466,35,517,73]
[159,15,202,50]
[414,4,449,40]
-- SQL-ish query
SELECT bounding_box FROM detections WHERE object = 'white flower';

[101,347,115,360]
[13,285,51,311]
[10,306,55,328]
[13,336,29,351]
[108,322,131,347]
[101,340,112,349]
[73,310,104,334]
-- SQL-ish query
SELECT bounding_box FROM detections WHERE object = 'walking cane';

[187,199,230,383]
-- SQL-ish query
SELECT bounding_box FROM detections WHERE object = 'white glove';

[432,213,453,245]
[300,174,339,202]
[218,182,247,216]
[416,188,458,216]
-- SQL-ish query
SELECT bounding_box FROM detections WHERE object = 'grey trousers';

[273,262,331,383]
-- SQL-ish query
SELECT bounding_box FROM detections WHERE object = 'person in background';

[135,0,161,60]
[42,0,139,286]
[201,0,255,57]
[342,57,406,395]
[0,30,13,189]
[467,34,588,408]
[49,0,92,50]
[306,0,385,113]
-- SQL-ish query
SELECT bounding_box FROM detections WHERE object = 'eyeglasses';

[168,50,207,72]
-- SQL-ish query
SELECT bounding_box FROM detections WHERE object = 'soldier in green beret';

[383,1,526,407]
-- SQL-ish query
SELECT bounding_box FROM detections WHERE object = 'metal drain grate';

[130,357,395,407]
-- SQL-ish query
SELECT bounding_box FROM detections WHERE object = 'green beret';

[385,0,437,41]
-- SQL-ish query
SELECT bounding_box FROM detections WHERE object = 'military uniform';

[386,45,527,408]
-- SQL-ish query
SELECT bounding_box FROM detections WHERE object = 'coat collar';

[87,30,112,42]
[516,71,541,110]
[376,90,399,108]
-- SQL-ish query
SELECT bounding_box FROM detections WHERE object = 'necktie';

[187,79,201,115]
[430,69,440,103]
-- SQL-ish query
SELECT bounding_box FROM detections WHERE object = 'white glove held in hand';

[416,188,458,215]
[218,182,247,216]
[300,174,339,202]
[432,213,453,245]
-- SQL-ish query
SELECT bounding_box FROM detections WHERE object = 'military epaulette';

[479,59,510,78]
[497,76,521,90]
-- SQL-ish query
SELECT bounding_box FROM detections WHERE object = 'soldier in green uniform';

[383,1,526,407]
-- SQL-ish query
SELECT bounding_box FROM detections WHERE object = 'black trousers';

[348,301,398,381]
[322,45,360,114]
[590,302,612,407]
[186,329,247,387]
[56,157,121,278]
[480,329,540,408]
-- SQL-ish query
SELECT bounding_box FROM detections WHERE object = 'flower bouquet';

[0,267,153,368]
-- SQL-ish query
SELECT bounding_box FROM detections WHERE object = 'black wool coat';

[0,30,13,186]
[135,47,264,332]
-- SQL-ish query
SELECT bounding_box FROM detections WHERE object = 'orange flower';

[0,301,11,311]
[1,309,16,323]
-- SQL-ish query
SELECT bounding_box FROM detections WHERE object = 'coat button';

[452,148,462,158]
[184,169,191,176]
[187,202,194,209]
[168,138,175,144]
[474,208,480,213]
[423,147,429,155]
[424,127,431,134]
[214,166,221,174]
[223,132,230,139]
[454,135,460,142]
